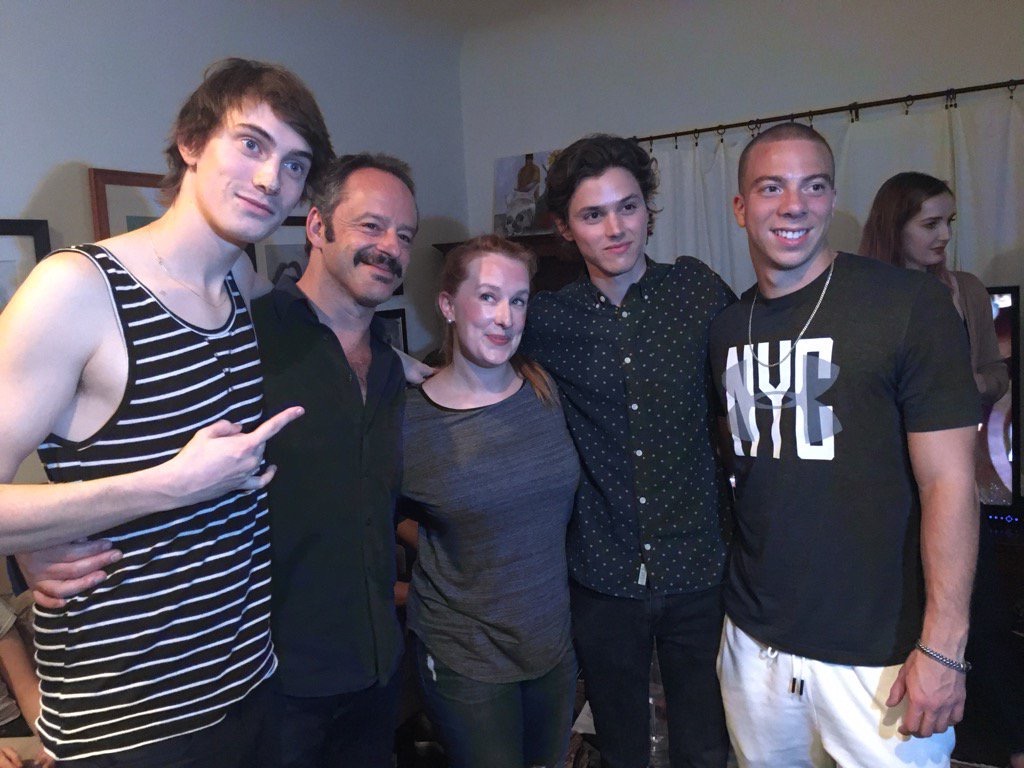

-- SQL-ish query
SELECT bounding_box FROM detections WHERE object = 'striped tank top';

[33,245,276,761]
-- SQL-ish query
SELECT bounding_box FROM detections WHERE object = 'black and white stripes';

[34,245,276,761]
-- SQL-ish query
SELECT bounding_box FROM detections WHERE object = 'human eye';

[511,296,528,307]
[362,221,382,233]
[283,159,308,178]
[398,232,413,245]
[622,200,639,212]
[241,137,261,154]
[807,181,828,193]
[760,183,781,195]
[479,292,495,302]
[580,209,602,222]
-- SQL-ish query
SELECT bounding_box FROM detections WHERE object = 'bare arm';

[0,621,41,733]
[886,425,978,737]
[0,252,303,553]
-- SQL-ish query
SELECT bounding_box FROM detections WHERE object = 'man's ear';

[306,207,326,248]
[177,138,201,169]
[732,194,747,229]
[554,217,574,243]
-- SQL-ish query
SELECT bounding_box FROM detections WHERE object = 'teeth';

[775,229,808,240]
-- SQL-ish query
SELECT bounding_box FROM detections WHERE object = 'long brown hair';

[439,234,555,405]
[859,172,954,287]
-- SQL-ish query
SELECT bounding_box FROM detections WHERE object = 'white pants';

[717,617,955,768]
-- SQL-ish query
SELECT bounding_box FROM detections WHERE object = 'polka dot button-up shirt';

[521,257,736,599]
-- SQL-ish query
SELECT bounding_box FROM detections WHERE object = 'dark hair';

[305,153,416,255]
[546,134,659,236]
[440,234,555,405]
[161,58,333,205]
[737,122,835,191]
[859,171,954,284]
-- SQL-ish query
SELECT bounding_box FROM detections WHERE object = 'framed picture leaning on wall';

[0,219,51,312]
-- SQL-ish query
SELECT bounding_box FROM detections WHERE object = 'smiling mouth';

[238,195,275,216]
[773,229,809,241]
[486,334,511,345]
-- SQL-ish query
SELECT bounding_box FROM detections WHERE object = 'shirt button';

[621,310,629,318]
[635,449,643,457]
[644,543,652,551]
[630,403,639,411]
[639,496,647,504]
[623,356,631,364]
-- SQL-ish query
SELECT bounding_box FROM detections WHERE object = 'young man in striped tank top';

[0,59,332,766]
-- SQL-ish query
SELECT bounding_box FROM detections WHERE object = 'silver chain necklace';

[151,235,229,310]
[746,257,836,369]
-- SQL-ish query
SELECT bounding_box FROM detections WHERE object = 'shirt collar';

[271,274,391,346]
[577,255,666,307]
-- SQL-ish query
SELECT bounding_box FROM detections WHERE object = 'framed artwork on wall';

[88,167,165,240]
[375,308,408,353]
[253,216,308,283]
[0,219,51,312]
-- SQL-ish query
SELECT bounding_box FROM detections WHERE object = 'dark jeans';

[414,636,578,768]
[260,671,400,768]
[570,581,729,768]
[66,682,271,768]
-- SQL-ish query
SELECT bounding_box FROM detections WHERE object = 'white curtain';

[647,87,1024,294]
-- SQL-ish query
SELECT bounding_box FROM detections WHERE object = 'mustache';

[354,247,403,279]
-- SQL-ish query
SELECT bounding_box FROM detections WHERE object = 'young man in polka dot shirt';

[519,134,735,768]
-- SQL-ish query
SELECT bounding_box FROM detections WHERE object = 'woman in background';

[860,171,1008,406]
[400,235,579,768]
[861,171,1020,768]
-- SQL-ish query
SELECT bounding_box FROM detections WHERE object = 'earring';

[446,318,454,325]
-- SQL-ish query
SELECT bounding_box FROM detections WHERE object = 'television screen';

[980,286,1020,525]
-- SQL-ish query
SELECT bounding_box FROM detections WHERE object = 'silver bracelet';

[914,640,972,674]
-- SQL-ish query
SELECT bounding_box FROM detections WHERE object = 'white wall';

[459,0,1024,234]
[1,0,469,481]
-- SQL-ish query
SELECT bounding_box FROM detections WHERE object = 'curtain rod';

[634,78,1022,146]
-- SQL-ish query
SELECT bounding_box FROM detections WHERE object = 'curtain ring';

[1008,82,1016,100]
[903,97,914,115]
[693,130,700,148]
[807,112,814,127]
[716,126,726,144]
[649,139,654,153]
[848,103,860,123]
[747,119,759,137]
[944,89,958,109]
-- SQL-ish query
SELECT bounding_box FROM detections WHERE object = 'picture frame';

[0,219,51,312]
[88,167,165,240]
[375,308,408,353]
[253,216,308,283]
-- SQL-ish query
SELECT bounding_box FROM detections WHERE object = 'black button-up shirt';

[252,277,405,696]
[521,257,735,599]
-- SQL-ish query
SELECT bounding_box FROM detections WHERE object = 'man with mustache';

[250,153,418,768]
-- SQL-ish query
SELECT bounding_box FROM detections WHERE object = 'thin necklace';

[747,256,835,369]
[151,237,229,309]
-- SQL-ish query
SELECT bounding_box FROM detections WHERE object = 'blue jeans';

[570,581,729,768]
[260,671,400,768]
[414,636,577,768]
